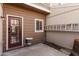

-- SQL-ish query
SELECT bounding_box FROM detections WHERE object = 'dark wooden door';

[8,16,22,48]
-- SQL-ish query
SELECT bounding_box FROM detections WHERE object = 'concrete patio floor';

[2,43,68,56]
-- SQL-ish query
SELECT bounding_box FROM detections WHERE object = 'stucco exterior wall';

[0,4,3,55]
[46,4,79,49]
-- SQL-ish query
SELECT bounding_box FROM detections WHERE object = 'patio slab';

[2,43,68,56]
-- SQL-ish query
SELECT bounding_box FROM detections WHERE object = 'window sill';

[35,30,44,32]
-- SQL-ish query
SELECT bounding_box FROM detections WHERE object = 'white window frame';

[35,18,44,32]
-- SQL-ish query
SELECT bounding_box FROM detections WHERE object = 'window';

[35,19,44,32]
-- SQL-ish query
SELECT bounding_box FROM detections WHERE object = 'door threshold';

[5,46,24,52]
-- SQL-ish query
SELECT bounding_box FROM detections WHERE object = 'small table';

[25,38,33,46]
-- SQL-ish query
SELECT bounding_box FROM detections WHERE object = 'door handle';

[8,27,11,33]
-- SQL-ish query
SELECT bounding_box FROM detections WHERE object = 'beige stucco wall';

[46,4,79,49]
[47,4,79,24]
[0,4,3,55]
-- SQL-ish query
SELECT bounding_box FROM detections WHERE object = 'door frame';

[6,14,24,50]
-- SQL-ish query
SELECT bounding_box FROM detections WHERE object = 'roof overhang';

[5,3,50,15]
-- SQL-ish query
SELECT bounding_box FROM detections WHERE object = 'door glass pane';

[10,20,20,44]
[11,36,16,44]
